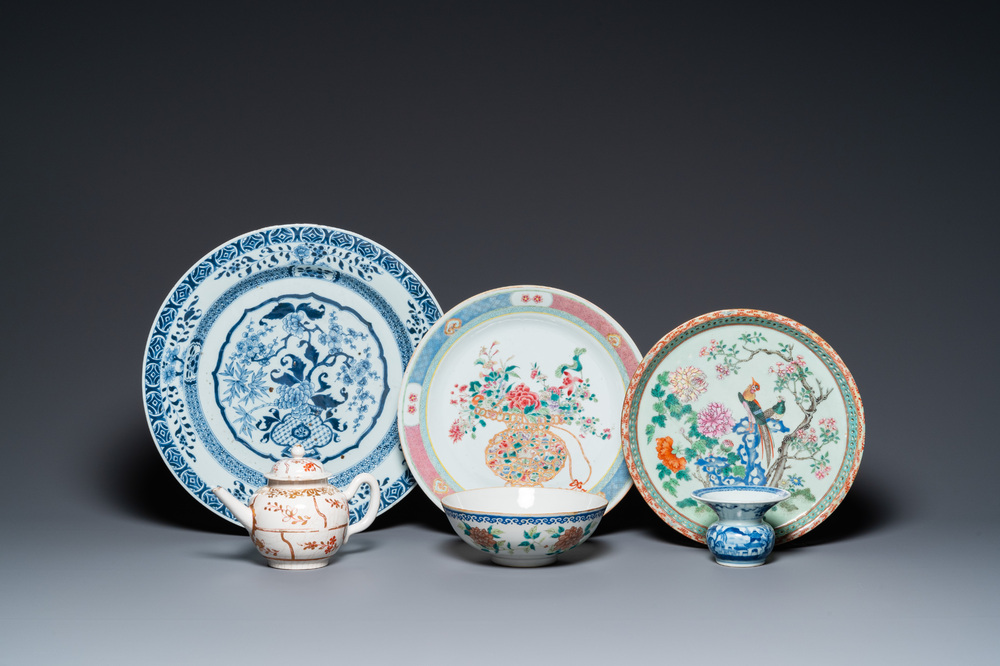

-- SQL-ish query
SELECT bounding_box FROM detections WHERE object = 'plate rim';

[141,223,442,524]
[398,284,641,512]
[620,308,865,544]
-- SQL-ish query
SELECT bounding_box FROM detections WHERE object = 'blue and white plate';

[143,225,441,524]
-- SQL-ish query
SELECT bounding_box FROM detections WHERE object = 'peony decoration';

[696,402,736,439]
[447,342,610,442]
[667,366,708,403]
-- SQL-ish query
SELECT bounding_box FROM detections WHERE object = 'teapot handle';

[344,473,380,541]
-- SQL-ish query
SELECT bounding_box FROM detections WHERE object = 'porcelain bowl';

[441,487,608,567]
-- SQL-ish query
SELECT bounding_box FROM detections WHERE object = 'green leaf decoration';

[676,498,698,509]
[796,488,816,503]
[651,383,665,398]
[675,469,690,481]
[662,477,679,497]
[665,394,685,418]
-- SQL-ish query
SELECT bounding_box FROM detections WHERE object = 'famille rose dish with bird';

[621,309,864,543]
[142,224,441,525]
[399,286,641,511]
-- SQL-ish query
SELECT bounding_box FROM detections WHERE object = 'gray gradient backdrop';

[3,3,998,664]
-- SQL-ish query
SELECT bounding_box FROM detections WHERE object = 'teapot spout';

[212,487,253,532]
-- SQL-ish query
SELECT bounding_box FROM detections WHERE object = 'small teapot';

[213,445,379,570]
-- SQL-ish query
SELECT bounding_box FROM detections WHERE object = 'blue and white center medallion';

[213,294,388,463]
[143,225,442,525]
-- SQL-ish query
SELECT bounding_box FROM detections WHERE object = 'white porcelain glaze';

[692,485,791,567]
[441,487,607,567]
[399,285,641,512]
[213,445,379,570]
[143,224,441,526]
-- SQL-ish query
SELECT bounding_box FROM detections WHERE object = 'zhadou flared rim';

[692,485,792,505]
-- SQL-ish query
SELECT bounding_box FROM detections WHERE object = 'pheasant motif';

[737,379,785,469]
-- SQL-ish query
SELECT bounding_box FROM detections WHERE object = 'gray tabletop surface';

[3,3,998,664]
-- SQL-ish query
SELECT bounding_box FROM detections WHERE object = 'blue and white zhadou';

[691,485,790,567]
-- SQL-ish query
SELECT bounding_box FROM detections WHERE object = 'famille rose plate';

[621,310,865,543]
[399,286,641,511]
[142,225,441,524]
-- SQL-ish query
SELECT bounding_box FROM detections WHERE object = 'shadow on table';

[435,533,612,567]
[99,417,244,535]
[101,416,901,548]
[598,474,903,549]
[99,416,448,536]
[782,477,901,548]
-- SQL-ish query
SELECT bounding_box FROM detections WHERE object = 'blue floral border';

[143,225,441,523]
[443,508,606,525]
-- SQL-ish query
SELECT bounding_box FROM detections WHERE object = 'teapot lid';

[265,445,330,482]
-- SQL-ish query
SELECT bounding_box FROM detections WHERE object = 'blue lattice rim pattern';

[143,224,441,524]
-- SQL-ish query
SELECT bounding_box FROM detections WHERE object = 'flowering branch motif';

[215,243,383,282]
[159,299,204,463]
[213,296,387,463]
[646,336,840,512]
[510,526,543,553]
[698,335,835,490]
[263,501,310,526]
[302,536,338,555]
[323,497,346,510]
[447,342,610,442]
[254,537,280,557]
